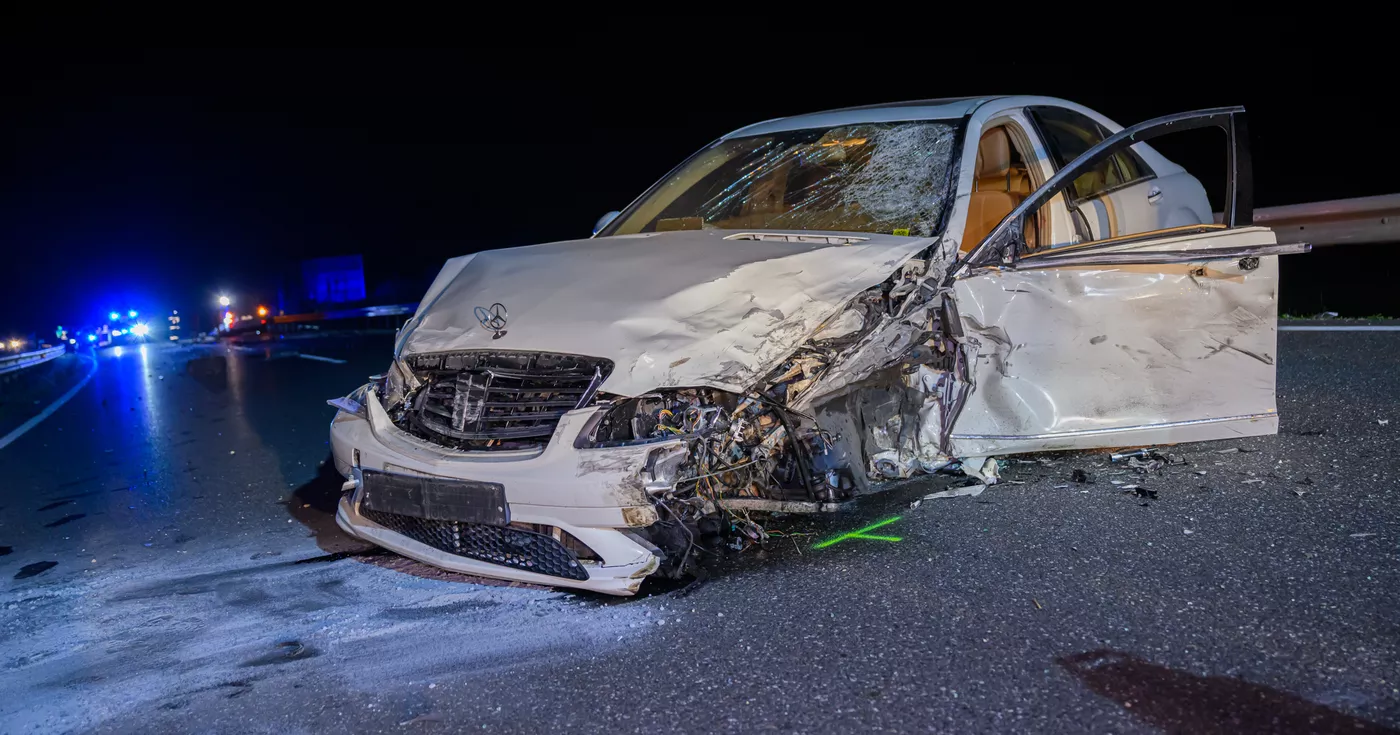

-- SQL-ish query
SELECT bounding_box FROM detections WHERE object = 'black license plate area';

[359,470,508,525]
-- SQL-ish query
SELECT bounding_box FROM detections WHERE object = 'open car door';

[945,107,1310,457]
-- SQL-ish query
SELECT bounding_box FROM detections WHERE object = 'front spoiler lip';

[335,495,657,596]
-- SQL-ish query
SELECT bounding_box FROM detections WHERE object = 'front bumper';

[328,390,666,596]
[335,493,658,595]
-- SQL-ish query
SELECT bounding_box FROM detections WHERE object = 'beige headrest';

[975,128,1012,180]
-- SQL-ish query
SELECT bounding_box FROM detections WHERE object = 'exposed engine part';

[585,386,830,578]
[594,388,818,500]
[590,388,742,446]
[630,267,976,580]
[608,254,972,579]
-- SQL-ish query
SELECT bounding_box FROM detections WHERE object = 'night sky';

[1,49,1391,337]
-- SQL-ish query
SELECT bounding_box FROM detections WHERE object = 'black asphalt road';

[1,333,1396,733]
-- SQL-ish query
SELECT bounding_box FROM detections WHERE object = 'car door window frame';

[955,106,1254,274]
[959,111,1074,253]
[1026,106,1158,204]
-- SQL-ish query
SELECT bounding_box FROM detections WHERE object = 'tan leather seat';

[961,128,1020,251]
[1007,169,1032,198]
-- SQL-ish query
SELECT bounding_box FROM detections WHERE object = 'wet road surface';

[1,334,1397,733]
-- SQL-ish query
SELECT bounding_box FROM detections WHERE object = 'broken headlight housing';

[370,360,412,414]
[585,387,820,498]
[587,388,742,448]
[328,383,371,419]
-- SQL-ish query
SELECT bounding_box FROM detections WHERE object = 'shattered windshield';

[603,120,961,238]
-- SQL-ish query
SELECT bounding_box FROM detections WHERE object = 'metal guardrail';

[1217,193,1400,247]
[0,345,66,376]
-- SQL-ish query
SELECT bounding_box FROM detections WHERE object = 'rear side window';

[1029,106,1154,201]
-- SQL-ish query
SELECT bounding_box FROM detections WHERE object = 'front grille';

[361,507,591,581]
[404,351,612,450]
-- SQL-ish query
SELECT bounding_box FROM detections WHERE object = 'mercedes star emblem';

[474,303,508,339]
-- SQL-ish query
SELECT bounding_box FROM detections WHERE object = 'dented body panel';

[950,254,1279,456]
[396,230,935,397]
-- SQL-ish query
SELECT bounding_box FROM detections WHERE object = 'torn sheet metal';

[912,483,986,506]
[948,256,1280,457]
[396,229,936,397]
[961,457,1001,485]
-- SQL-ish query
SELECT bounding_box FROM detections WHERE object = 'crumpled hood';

[397,229,932,397]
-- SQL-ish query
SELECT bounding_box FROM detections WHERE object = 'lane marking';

[1280,325,1400,332]
[297,353,349,364]
[0,353,99,451]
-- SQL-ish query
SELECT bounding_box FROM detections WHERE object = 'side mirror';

[593,211,621,236]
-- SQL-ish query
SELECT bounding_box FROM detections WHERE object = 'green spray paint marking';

[812,516,903,549]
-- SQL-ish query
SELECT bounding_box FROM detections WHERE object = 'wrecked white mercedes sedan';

[328,96,1305,594]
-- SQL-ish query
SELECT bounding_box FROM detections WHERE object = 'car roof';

[721,96,1001,139]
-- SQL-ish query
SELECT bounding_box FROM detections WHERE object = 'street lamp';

[216,296,234,334]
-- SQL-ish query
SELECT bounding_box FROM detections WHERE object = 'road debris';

[911,483,986,508]
[1121,449,1183,474]
[1121,486,1157,500]
[1380,419,1391,426]
[963,458,1002,485]
[1350,532,1377,539]
[1071,468,1091,484]
[399,713,444,726]
[1127,455,1162,472]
